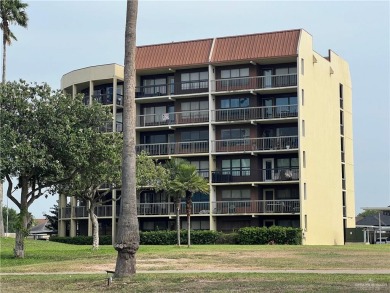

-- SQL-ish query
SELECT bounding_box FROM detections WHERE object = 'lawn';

[1,238,390,292]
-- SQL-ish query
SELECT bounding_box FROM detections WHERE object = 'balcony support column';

[111,189,117,244]
[58,194,67,237]
[89,80,94,105]
[69,197,77,237]
[112,78,117,131]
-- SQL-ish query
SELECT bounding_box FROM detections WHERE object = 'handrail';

[137,109,209,127]
[212,136,298,152]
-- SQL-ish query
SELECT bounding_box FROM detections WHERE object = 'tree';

[356,209,381,218]
[114,0,139,277]
[58,133,122,250]
[43,202,59,232]
[0,0,28,238]
[169,162,209,247]
[0,80,112,257]
[164,158,189,247]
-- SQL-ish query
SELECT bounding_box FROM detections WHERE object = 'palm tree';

[0,0,28,237]
[114,0,139,277]
[1,0,28,83]
[170,163,209,247]
[165,158,189,247]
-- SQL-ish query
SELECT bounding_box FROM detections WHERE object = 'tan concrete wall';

[298,30,354,245]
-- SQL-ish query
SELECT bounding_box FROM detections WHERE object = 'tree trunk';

[2,32,6,83]
[186,192,191,248]
[14,177,29,258]
[89,203,99,250]
[0,184,4,236]
[175,195,181,246]
[114,0,139,278]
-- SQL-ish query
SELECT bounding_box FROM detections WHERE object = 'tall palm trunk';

[114,0,139,277]
[185,192,192,248]
[0,35,5,237]
[2,33,6,83]
[175,195,181,246]
[89,201,99,250]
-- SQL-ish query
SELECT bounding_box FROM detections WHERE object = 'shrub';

[216,232,239,244]
[237,226,302,245]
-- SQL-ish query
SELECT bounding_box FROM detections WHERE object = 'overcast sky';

[4,0,390,218]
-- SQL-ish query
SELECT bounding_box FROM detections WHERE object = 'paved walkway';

[2,269,390,275]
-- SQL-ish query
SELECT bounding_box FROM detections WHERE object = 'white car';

[375,237,390,244]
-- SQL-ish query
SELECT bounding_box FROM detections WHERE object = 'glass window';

[181,71,208,90]
[222,189,250,200]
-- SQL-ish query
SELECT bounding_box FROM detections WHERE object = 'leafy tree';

[0,0,28,237]
[169,162,209,247]
[43,202,59,232]
[58,132,122,250]
[0,80,112,258]
[114,0,139,277]
[164,158,189,247]
[2,206,17,233]
[356,209,381,218]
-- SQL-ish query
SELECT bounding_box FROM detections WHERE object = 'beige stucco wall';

[298,30,355,245]
[61,63,124,90]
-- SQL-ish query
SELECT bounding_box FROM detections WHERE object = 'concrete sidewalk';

[2,269,390,275]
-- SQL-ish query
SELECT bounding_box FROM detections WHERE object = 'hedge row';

[50,226,302,245]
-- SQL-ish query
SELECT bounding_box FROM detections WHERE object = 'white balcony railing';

[136,141,209,156]
[137,110,209,127]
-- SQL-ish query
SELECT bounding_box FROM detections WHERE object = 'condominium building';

[59,29,355,245]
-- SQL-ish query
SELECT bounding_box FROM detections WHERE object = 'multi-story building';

[59,29,355,245]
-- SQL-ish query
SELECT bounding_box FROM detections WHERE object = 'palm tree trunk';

[2,33,6,83]
[175,195,181,246]
[89,202,99,250]
[14,176,28,258]
[114,0,139,278]
[186,192,191,248]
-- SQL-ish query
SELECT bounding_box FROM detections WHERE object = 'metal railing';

[212,200,300,214]
[212,136,298,153]
[92,94,123,106]
[137,110,209,127]
[212,105,298,122]
[136,141,209,156]
[211,74,297,92]
[211,168,299,183]
[99,121,123,133]
[135,80,209,98]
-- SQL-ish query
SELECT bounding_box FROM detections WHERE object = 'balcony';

[135,80,208,99]
[136,141,209,156]
[211,73,297,93]
[138,202,210,216]
[212,105,298,122]
[99,121,123,133]
[92,94,123,106]
[212,199,300,214]
[211,136,298,153]
[137,110,209,128]
[211,168,299,183]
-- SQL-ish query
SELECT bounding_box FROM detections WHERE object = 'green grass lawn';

[1,238,390,292]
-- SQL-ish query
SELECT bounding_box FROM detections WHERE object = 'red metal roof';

[136,39,213,70]
[135,30,301,70]
[211,30,300,63]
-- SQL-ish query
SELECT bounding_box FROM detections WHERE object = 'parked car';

[375,237,390,244]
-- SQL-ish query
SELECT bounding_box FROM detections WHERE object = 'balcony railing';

[212,200,300,214]
[211,168,299,183]
[211,74,297,92]
[212,136,298,153]
[137,110,209,127]
[136,141,209,156]
[135,80,208,98]
[212,105,298,122]
[92,94,123,106]
[60,200,300,219]
[99,121,123,133]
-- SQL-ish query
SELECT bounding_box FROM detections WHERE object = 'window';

[304,214,308,231]
[181,100,208,120]
[275,67,297,86]
[221,128,250,146]
[143,105,170,125]
[302,120,305,137]
[189,160,209,178]
[221,189,251,200]
[182,220,210,230]
[143,134,168,144]
[142,77,167,95]
[221,97,250,109]
[181,130,208,142]
[304,182,307,200]
[303,151,306,168]
[221,68,250,87]
[340,83,344,109]
[301,58,304,75]
[276,157,299,168]
[181,71,208,90]
[276,126,298,136]
[301,89,304,106]
[276,188,299,199]
[222,159,250,176]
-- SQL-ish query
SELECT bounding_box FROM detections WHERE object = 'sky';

[3,0,390,218]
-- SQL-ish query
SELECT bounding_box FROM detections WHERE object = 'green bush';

[237,226,302,245]
[216,232,239,244]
